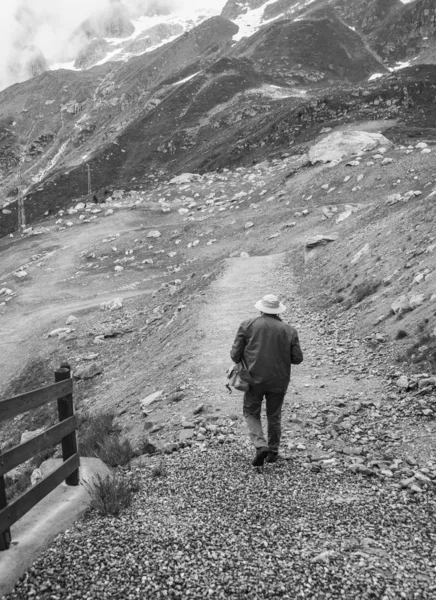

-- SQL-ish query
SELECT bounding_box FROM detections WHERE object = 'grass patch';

[351,280,382,304]
[398,330,436,372]
[84,471,140,516]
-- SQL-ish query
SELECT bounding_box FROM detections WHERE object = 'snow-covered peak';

[52,4,224,73]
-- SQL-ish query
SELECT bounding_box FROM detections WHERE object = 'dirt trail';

[191,252,383,446]
[0,211,160,388]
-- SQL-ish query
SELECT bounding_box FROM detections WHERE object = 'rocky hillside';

[1,0,436,237]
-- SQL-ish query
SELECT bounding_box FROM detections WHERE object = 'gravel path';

[5,443,436,599]
[4,253,436,599]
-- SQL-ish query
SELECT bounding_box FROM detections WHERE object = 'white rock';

[66,315,78,325]
[240,252,250,258]
[100,298,123,311]
[14,270,28,278]
[47,327,73,338]
[415,142,428,149]
[140,390,163,409]
[396,376,409,390]
[381,157,393,165]
[31,468,43,486]
[147,230,161,238]
[21,428,45,444]
[114,265,124,272]
[391,295,410,315]
[245,221,254,229]
[178,208,189,215]
[408,293,426,310]
[422,148,432,154]
[308,131,391,164]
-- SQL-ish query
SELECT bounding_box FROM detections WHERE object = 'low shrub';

[85,471,140,516]
[399,331,436,372]
[151,459,167,478]
[352,280,382,304]
[96,436,135,467]
[395,329,408,340]
[78,409,117,457]
[79,410,135,466]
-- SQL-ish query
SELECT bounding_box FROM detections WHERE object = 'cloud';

[0,0,225,91]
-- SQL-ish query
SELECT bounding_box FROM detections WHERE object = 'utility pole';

[87,164,92,199]
[17,158,25,232]
[17,116,40,233]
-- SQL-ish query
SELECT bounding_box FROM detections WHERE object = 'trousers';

[243,385,285,452]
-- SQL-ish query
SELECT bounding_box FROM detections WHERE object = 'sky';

[0,0,226,91]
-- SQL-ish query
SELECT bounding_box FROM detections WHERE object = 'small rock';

[396,375,409,390]
[179,429,194,441]
[311,550,337,564]
[193,404,204,415]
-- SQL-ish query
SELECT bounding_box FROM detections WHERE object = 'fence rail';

[0,365,79,551]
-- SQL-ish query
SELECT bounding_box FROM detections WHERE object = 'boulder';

[308,131,391,165]
[147,230,162,238]
[306,234,337,248]
[100,298,123,311]
[396,375,409,390]
[47,327,74,338]
[391,295,410,315]
[170,173,200,185]
[140,390,163,409]
[179,429,194,441]
[408,293,426,310]
[20,428,45,444]
[74,363,102,380]
[66,315,78,325]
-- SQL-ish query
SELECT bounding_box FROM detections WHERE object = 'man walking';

[230,294,303,466]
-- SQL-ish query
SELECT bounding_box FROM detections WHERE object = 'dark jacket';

[230,314,303,391]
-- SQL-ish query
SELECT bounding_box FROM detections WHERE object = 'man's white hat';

[254,294,286,314]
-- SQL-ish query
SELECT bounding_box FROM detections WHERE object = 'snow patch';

[171,72,201,87]
[247,84,308,99]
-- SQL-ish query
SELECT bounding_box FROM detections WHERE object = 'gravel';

[5,440,436,600]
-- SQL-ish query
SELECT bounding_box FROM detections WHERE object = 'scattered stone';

[147,230,162,238]
[193,404,204,415]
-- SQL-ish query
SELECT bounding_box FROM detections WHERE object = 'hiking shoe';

[266,452,279,463]
[252,447,269,467]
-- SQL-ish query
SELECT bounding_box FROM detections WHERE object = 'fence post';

[55,364,79,486]
[0,463,11,550]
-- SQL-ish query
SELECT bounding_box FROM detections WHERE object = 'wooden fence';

[0,365,79,550]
